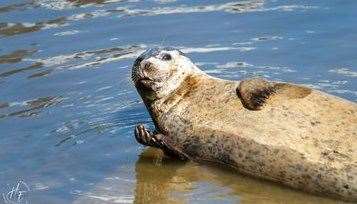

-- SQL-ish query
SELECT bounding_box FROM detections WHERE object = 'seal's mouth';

[138,77,152,84]
[136,76,157,89]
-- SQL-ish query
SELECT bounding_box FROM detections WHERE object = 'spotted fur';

[132,48,357,201]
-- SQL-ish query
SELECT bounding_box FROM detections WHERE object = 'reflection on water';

[0,18,66,36]
[73,149,344,204]
[0,49,37,64]
[0,62,43,78]
[0,96,62,118]
[0,0,356,203]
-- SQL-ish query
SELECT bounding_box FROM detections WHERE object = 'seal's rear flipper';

[237,78,312,110]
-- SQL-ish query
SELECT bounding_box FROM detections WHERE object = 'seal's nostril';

[143,62,152,70]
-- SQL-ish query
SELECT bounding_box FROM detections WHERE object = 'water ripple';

[0,96,63,119]
[329,67,357,78]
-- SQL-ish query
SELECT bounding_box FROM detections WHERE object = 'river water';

[0,0,356,203]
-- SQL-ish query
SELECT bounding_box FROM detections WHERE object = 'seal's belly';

[159,82,357,201]
[180,86,357,164]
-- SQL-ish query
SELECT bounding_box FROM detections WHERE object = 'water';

[0,0,356,203]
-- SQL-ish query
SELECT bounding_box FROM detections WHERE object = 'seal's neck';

[144,71,206,130]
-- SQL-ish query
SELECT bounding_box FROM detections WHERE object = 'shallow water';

[0,0,356,203]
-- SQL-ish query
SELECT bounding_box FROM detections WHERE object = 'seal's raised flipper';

[134,124,160,147]
[237,78,312,110]
[237,78,276,110]
[134,124,189,160]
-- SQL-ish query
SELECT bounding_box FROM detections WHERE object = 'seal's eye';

[161,53,172,61]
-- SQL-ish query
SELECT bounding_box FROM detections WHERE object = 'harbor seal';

[131,47,357,201]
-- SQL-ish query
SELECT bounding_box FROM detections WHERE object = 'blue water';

[0,0,355,203]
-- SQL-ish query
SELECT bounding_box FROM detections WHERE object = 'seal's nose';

[142,61,153,71]
[133,48,159,69]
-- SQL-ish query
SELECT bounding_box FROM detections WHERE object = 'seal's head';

[132,47,200,102]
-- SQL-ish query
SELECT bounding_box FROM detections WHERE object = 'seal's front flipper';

[237,78,312,110]
[134,124,189,160]
[134,124,158,147]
